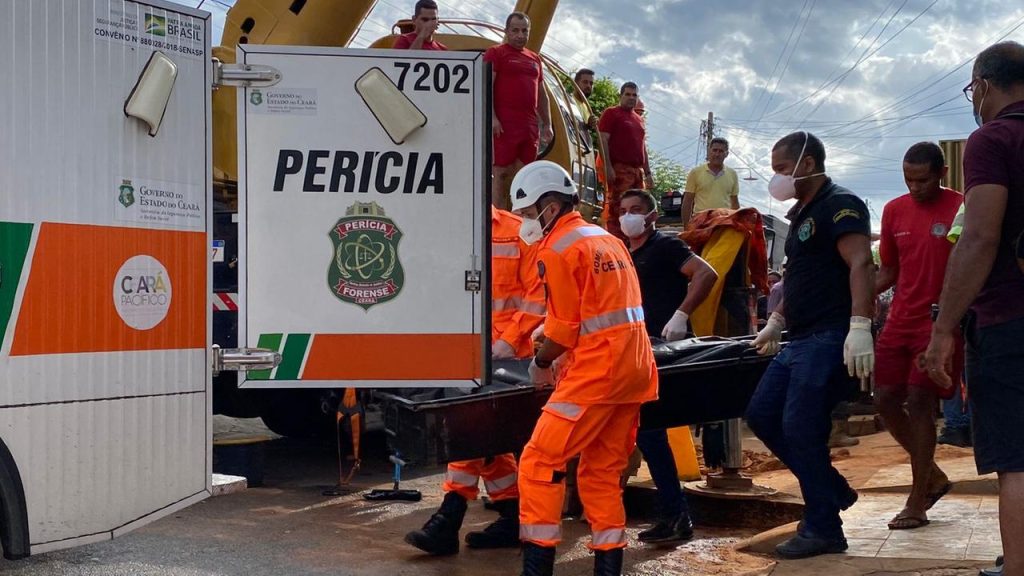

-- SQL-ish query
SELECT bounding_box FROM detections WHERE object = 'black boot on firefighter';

[521,541,556,576]
[465,498,520,549]
[593,547,624,576]
[404,492,467,556]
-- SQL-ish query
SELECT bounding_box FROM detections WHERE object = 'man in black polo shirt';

[745,132,876,559]
[619,189,717,544]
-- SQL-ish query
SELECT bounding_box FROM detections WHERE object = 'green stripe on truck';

[247,333,283,380]
[0,223,33,347]
[275,333,311,380]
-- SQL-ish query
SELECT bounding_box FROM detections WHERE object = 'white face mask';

[768,132,824,201]
[518,205,554,245]
[620,210,655,238]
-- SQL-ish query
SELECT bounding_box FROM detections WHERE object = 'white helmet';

[509,160,578,212]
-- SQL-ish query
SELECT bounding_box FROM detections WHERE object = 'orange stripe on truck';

[12,223,205,356]
[301,334,481,380]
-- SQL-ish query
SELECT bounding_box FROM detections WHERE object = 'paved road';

[0,435,768,576]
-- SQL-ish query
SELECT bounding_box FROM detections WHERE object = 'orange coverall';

[442,207,545,502]
[518,212,658,551]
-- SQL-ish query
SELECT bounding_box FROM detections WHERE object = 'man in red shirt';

[599,82,653,240]
[485,12,553,211]
[875,142,963,531]
[393,0,448,51]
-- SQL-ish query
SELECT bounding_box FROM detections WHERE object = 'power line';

[770,0,898,122]
[751,0,817,129]
[796,0,940,130]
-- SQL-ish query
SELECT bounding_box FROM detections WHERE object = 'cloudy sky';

[196,0,1024,228]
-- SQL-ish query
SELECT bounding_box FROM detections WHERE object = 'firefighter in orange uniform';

[404,205,545,555]
[510,161,657,576]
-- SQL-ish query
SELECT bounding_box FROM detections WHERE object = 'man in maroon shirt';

[485,12,553,210]
[393,0,447,51]
[875,142,963,531]
[599,82,652,240]
[926,41,1024,576]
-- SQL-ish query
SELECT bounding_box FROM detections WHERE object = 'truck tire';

[0,438,30,560]
[258,391,331,438]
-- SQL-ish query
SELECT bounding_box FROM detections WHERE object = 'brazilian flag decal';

[0,222,33,346]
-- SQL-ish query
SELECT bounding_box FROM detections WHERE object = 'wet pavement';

[0,428,1004,575]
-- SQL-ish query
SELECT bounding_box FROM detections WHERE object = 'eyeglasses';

[963,76,987,102]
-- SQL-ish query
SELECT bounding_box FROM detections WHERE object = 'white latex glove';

[528,358,554,389]
[492,339,516,360]
[661,310,689,341]
[751,311,784,356]
[531,323,546,343]
[844,316,875,379]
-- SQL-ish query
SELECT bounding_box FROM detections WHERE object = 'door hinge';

[212,345,281,376]
[212,58,282,88]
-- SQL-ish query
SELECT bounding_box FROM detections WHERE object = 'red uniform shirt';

[483,44,543,131]
[879,187,963,331]
[393,32,448,50]
[598,106,646,168]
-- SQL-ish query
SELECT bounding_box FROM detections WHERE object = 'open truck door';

[236,47,489,393]
[0,0,213,557]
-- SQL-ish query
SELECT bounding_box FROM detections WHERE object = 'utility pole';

[699,111,715,160]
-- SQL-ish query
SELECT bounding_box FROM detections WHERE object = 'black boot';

[404,492,467,555]
[638,512,693,544]
[465,498,520,549]
[521,542,555,576]
[594,548,624,576]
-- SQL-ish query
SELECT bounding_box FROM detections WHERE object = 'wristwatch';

[534,357,552,369]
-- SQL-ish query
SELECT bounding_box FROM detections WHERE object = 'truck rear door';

[237,46,489,389]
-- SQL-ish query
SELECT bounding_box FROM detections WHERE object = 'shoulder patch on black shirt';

[833,208,861,223]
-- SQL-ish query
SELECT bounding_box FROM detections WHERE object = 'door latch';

[212,345,281,376]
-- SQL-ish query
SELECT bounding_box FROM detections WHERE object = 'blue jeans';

[942,378,971,430]
[636,428,689,520]
[745,328,851,540]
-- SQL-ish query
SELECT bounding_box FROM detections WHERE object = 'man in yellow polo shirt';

[682,137,740,225]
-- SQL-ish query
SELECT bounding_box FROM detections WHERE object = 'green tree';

[587,77,620,118]
[560,73,619,118]
[647,149,687,206]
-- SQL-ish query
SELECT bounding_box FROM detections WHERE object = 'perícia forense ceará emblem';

[328,202,404,310]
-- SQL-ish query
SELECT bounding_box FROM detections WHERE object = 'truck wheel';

[258,391,331,438]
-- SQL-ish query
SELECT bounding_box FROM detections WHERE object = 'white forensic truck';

[0,0,490,558]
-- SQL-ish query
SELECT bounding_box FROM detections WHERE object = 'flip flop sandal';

[926,481,953,510]
[888,513,930,530]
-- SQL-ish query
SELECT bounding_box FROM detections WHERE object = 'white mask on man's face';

[768,132,824,201]
[620,210,655,238]
[518,205,554,245]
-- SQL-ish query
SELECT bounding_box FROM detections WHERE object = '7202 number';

[393,62,471,94]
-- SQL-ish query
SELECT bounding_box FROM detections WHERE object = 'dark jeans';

[636,428,690,520]
[745,328,852,539]
[965,315,1024,474]
[942,378,971,430]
